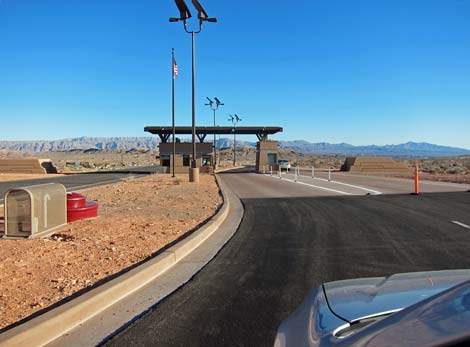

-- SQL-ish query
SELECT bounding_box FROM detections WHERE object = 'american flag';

[173,58,178,78]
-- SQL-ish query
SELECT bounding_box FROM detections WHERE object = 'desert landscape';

[1,146,470,184]
[0,174,221,329]
[0,148,158,173]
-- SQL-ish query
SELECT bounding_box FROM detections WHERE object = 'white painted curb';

[0,177,232,347]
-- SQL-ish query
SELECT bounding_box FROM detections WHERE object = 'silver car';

[274,270,470,347]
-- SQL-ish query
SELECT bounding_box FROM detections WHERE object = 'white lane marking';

[297,174,382,195]
[451,221,470,230]
[322,171,470,189]
[264,174,354,195]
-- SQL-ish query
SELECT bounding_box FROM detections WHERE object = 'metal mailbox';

[4,183,67,238]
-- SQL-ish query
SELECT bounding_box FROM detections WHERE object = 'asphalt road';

[104,171,470,347]
[297,169,470,194]
[0,166,163,204]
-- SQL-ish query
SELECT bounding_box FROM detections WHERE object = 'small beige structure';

[341,156,410,174]
[3,183,67,238]
[159,142,214,174]
[256,141,279,173]
[0,159,58,174]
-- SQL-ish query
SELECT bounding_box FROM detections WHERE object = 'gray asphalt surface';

[0,166,163,204]
[298,168,470,194]
[103,171,470,347]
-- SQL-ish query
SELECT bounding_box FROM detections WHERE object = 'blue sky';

[0,0,469,148]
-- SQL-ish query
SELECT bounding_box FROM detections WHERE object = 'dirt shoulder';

[0,174,222,330]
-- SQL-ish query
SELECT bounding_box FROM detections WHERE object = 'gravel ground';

[0,174,222,330]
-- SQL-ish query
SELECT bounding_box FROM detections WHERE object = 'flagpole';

[172,48,176,178]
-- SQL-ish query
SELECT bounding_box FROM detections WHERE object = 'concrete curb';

[0,176,233,347]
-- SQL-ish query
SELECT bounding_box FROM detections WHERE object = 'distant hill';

[0,137,469,158]
[277,141,470,157]
[0,137,160,152]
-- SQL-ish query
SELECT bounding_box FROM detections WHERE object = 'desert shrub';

[423,166,440,174]
[446,167,466,175]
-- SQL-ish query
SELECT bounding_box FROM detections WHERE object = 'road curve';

[103,171,470,347]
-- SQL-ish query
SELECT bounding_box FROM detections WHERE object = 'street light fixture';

[174,0,192,20]
[229,114,242,167]
[169,0,217,182]
[205,96,224,169]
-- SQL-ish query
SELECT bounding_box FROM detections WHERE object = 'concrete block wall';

[0,159,58,174]
[341,157,410,174]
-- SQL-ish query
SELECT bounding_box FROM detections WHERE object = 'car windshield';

[1,2,469,347]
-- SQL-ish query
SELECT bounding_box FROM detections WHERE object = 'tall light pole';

[228,114,242,167]
[170,0,217,182]
[171,48,177,178]
[205,97,224,169]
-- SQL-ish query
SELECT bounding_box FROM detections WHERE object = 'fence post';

[312,166,314,178]
[328,166,331,182]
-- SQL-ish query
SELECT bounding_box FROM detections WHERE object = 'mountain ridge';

[0,137,469,158]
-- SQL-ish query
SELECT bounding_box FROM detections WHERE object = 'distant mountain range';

[0,137,160,152]
[277,141,470,157]
[217,139,470,157]
[0,137,469,158]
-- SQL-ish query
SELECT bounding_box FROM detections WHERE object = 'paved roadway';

[296,168,470,194]
[104,170,470,347]
[0,166,163,204]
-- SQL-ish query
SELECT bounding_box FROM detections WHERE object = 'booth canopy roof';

[144,126,283,136]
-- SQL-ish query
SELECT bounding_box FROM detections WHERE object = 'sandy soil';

[0,173,63,183]
[0,174,222,330]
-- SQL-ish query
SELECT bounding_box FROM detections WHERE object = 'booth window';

[183,155,190,166]
[161,155,170,167]
[268,153,277,165]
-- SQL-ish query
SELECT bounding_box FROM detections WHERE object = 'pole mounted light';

[214,97,224,107]
[205,97,214,108]
[169,0,217,182]
[205,96,224,170]
[229,114,242,167]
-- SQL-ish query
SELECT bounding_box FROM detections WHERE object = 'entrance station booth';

[256,141,279,174]
[145,126,283,174]
[159,142,214,174]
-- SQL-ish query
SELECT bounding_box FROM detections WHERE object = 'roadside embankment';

[0,174,222,330]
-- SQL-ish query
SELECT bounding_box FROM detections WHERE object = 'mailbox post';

[4,183,67,238]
